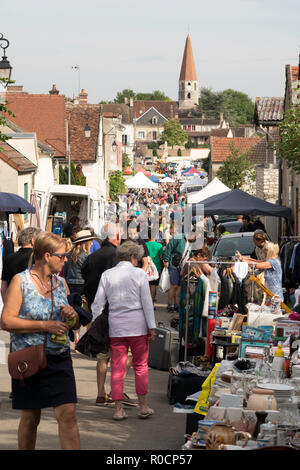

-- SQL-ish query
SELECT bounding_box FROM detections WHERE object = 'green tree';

[109,170,126,201]
[114,89,171,103]
[279,106,300,173]
[114,89,136,103]
[59,163,86,186]
[0,77,16,148]
[195,87,255,126]
[160,119,187,148]
[216,142,256,189]
[122,151,131,170]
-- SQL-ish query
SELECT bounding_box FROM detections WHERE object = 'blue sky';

[1,0,300,103]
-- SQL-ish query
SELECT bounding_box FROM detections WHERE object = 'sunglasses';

[50,252,70,259]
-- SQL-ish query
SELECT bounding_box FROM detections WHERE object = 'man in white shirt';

[91,241,156,420]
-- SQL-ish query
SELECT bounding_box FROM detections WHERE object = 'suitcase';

[167,372,209,404]
[148,324,180,371]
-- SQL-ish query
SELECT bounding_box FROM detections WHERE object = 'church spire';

[178,35,198,110]
[179,34,197,81]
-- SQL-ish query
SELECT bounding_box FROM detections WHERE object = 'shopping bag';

[158,267,170,293]
[146,257,159,282]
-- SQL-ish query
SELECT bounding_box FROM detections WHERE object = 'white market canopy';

[125,171,158,189]
[180,176,207,192]
[159,176,175,184]
[187,177,230,204]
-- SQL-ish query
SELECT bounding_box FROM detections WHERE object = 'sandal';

[122,393,138,407]
[138,408,154,419]
[113,410,128,421]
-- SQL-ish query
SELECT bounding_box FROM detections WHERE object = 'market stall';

[125,172,158,189]
[187,177,230,204]
[176,259,300,450]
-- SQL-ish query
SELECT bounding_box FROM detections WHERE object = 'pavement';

[0,290,188,451]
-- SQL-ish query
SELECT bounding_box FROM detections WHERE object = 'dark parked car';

[212,232,256,259]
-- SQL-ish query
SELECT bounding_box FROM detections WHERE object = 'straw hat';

[73,230,95,244]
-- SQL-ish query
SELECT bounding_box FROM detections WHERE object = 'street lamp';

[84,122,91,139]
[0,33,12,82]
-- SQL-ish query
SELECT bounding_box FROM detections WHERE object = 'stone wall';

[256,164,279,203]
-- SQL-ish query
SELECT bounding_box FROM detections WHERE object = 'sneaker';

[167,304,173,312]
[173,304,179,312]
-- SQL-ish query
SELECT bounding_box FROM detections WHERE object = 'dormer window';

[151,116,158,125]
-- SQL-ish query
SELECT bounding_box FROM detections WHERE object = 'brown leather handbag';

[8,277,54,386]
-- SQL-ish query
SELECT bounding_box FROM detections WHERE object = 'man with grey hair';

[1,227,42,301]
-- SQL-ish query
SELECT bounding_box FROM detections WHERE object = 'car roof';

[219,232,254,238]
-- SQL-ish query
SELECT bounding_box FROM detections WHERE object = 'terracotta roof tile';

[66,104,100,163]
[5,92,66,157]
[0,141,37,173]
[211,136,260,162]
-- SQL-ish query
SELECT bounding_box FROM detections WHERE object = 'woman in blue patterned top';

[237,242,283,301]
[1,232,80,450]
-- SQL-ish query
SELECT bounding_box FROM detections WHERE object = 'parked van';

[40,185,106,236]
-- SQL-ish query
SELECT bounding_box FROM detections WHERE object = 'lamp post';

[0,33,12,82]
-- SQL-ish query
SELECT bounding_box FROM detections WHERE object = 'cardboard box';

[275,320,300,339]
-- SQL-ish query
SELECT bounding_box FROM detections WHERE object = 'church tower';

[178,35,198,110]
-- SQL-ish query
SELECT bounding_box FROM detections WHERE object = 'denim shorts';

[169,267,181,286]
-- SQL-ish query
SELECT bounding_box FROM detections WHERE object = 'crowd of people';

[0,182,288,450]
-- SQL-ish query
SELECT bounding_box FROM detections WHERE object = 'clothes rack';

[183,260,257,361]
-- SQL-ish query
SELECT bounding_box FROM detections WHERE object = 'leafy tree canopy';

[160,119,187,148]
[279,106,300,173]
[59,163,86,186]
[216,142,256,189]
[0,78,16,148]
[195,87,255,126]
[109,170,126,201]
[114,89,171,103]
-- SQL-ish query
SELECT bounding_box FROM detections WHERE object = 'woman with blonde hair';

[1,232,80,450]
[237,241,283,300]
[63,230,95,344]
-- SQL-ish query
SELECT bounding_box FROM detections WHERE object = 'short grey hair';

[18,227,43,247]
[117,241,144,262]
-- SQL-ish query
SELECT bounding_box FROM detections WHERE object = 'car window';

[223,221,243,233]
[214,236,255,257]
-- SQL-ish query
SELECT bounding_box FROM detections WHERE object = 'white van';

[40,185,106,236]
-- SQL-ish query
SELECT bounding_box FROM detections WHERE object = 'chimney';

[6,85,23,93]
[124,97,128,104]
[49,84,59,95]
[79,89,88,105]
[129,97,134,107]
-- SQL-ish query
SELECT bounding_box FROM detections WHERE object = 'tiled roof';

[210,129,231,137]
[246,127,280,165]
[4,92,66,157]
[180,117,220,126]
[179,35,197,81]
[4,117,54,154]
[133,101,178,120]
[101,104,132,124]
[0,141,37,173]
[66,103,100,163]
[254,97,284,124]
[211,136,260,162]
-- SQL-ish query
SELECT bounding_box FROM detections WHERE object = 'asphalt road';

[0,290,187,451]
